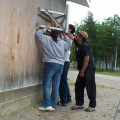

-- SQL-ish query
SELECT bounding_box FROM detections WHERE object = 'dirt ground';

[1,70,120,120]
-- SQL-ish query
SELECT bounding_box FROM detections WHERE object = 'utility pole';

[114,46,117,71]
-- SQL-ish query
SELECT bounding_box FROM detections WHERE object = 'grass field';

[70,66,120,76]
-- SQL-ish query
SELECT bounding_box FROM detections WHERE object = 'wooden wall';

[0,0,66,92]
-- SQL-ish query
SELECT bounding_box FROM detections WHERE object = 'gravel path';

[68,70,120,89]
[1,70,120,120]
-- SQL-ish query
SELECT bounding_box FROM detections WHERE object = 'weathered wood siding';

[0,0,66,92]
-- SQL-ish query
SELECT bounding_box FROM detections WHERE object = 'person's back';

[35,25,72,111]
[35,27,71,65]
[58,24,75,106]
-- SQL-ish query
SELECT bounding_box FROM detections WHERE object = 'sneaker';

[38,106,55,111]
[71,105,84,110]
[85,106,95,112]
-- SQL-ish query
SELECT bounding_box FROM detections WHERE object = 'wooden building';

[0,0,89,115]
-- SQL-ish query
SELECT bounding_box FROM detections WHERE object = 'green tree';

[82,11,97,58]
[95,22,106,67]
[70,12,120,69]
[103,15,120,69]
[70,42,76,62]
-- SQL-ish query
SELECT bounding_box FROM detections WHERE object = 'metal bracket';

[36,23,51,36]
[38,7,49,21]
[37,4,70,33]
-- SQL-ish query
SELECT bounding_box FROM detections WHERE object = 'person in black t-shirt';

[66,31,96,112]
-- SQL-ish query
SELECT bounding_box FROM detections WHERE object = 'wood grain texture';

[0,0,66,92]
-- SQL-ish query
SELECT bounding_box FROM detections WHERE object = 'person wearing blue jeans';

[43,62,63,108]
[58,24,75,106]
[59,61,71,105]
[35,25,71,111]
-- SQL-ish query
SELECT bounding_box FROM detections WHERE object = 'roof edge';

[66,0,89,7]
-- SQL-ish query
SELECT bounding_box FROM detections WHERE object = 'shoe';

[71,105,84,110]
[57,101,67,106]
[67,98,72,103]
[85,106,95,112]
[38,106,55,111]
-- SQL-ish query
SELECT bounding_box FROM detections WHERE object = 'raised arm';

[64,36,72,51]
[65,32,79,47]
[35,25,50,44]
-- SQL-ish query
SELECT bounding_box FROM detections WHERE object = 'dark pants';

[59,61,71,103]
[75,68,96,108]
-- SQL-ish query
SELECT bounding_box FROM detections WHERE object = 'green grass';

[68,79,75,86]
[70,66,120,76]
[96,71,120,76]
[96,84,114,89]
[70,66,77,70]
[96,84,105,88]
[68,81,75,86]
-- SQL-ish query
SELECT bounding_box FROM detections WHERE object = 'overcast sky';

[67,0,120,24]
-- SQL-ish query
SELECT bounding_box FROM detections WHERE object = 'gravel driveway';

[1,70,120,120]
[68,70,120,89]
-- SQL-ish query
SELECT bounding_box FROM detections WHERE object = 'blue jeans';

[59,61,71,103]
[43,62,63,108]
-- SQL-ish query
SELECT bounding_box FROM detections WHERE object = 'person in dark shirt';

[66,31,96,112]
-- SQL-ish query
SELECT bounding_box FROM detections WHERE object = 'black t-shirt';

[74,39,95,70]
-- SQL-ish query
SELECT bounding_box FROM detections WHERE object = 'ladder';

[37,4,70,33]
[114,101,120,120]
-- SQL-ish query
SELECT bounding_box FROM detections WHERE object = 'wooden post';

[38,7,49,21]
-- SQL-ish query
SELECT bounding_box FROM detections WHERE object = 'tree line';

[70,11,120,70]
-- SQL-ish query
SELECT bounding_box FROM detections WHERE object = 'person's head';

[76,31,88,44]
[51,30,61,42]
[68,24,75,34]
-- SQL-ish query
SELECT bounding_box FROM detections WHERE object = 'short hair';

[69,24,75,34]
